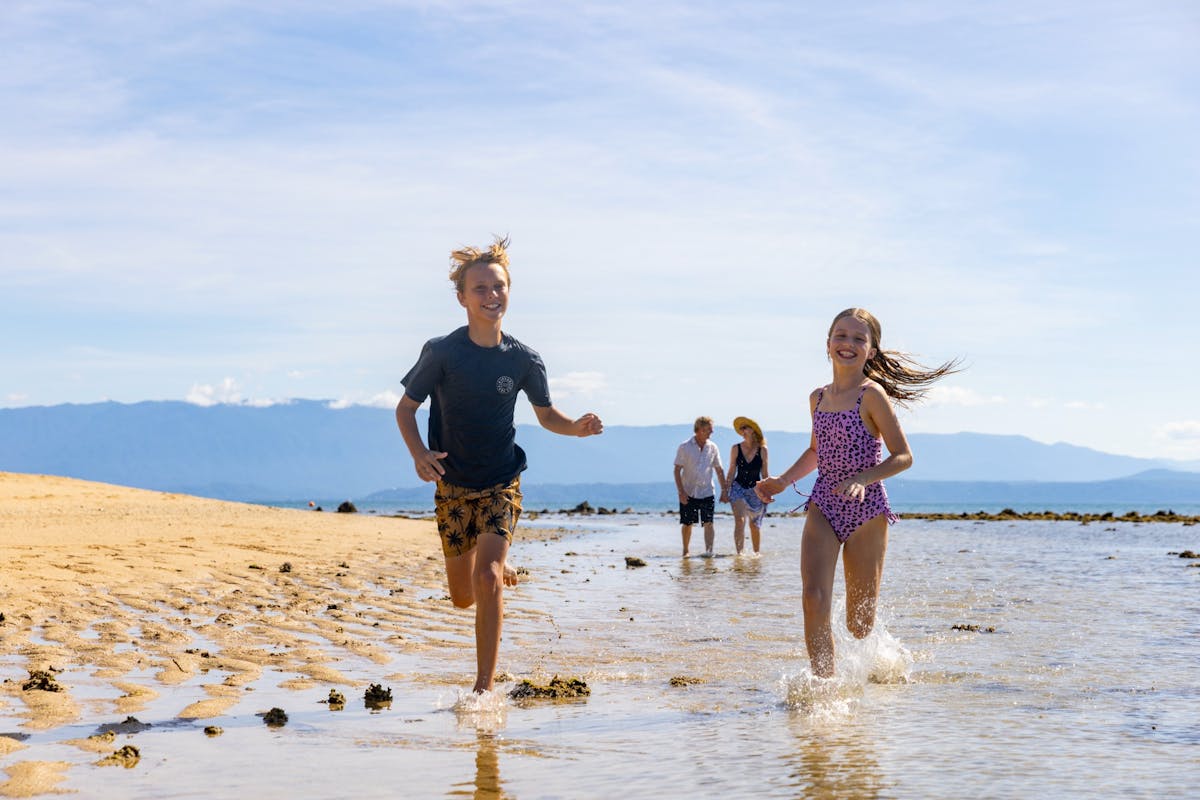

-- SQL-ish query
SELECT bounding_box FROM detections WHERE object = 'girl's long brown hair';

[830,308,962,408]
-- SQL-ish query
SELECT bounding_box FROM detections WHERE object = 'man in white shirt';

[673,416,728,557]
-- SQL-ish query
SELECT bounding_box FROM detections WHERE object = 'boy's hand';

[413,449,448,482]
[574,413,604,437]
[755,477,785,503]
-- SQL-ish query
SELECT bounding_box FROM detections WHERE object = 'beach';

[3,472,1199,799]
[0,472,473,796]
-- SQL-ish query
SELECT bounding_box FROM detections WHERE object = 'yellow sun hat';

[732,416,763,442]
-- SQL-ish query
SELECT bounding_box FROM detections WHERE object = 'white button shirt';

[674,437,723,499]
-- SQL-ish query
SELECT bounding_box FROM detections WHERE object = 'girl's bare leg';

[800,506,842,678]
[841,515,888,639]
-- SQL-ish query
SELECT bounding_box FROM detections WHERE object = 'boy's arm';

[395,395,448,482]
[532,404,603,437]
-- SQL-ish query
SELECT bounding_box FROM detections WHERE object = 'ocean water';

[5,514,1199,798]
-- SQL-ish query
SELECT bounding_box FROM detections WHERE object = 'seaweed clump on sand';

[96,745,140,768]
[668,676,705,687]
[508,676,590,701]
[325,689,347,710]
[262,708,288,727]
[625,556,647,568]
[951,624,996,633]
[364,684,392,710]
[21,669,64,692]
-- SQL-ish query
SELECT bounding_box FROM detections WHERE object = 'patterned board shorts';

[433,477,523,558]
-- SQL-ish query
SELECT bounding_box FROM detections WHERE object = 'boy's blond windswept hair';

[449,235,511,293]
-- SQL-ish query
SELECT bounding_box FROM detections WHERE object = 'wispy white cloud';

[925,386,1005,407]
[549,371,607,399]
[329,391,401,410]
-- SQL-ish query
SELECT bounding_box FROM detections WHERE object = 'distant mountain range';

[2,400,1198,510]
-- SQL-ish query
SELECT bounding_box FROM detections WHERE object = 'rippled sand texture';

[0,472,464,796]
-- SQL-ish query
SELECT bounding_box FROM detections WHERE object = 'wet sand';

[0,472,466,797]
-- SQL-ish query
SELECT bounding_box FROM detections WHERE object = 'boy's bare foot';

[503,564,518,587]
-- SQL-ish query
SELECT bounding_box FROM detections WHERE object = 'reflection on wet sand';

[446,733,508,800]
[784,721,884,800]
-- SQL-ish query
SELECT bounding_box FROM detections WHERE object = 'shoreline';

[0,472,573,797]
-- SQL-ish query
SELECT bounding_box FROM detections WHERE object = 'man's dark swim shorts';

[679,495,715,526]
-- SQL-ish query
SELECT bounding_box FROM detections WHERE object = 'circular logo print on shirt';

[496,376,515,395]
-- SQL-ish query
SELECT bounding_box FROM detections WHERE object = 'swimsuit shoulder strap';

[855,385,867,408]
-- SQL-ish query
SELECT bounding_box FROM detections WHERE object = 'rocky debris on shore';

[625,556,647,568]
[96,716,152,735]
[1174,550,1199,558]
[509,676,590,700]
[951,624,996,633]
[902,509,1199,525]
[21,669,64,693]
[95,744,140,768]
[203,726,223,737]
[668,676,705,687]
[336,501,358,513]
[364,684,392,710]
[262,708,288,727]
[325,689,347,710]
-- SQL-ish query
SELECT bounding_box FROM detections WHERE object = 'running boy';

[395,236,603,693]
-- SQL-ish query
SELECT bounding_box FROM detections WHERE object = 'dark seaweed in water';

[262,708,288,727]
[326,689,346,709]
[97,716,153,735]
[509,676,591,700]
[364,684,392,709]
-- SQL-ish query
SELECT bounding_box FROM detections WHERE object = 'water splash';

[446,688,508,732]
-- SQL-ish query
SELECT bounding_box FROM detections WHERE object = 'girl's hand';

[834,478,867,502]
[755,477,785,503]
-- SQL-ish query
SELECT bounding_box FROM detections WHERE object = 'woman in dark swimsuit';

[726,416,769,555]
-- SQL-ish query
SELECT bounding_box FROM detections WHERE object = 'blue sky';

[3,1,1198,462]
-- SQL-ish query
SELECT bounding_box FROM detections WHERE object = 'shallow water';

[3,515,1199,798]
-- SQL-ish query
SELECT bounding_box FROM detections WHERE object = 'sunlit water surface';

[3,515,1198,798]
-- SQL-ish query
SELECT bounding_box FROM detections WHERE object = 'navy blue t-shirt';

[402,327,552,489]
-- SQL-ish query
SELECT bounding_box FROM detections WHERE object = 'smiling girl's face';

[827,314,876,371]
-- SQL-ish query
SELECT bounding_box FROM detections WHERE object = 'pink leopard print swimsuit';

[806,385,898,542]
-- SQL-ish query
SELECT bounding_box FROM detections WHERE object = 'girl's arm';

[756,394,818,502]
[835,384,912,500]
[395,395,448,482]
[533,404,604,437]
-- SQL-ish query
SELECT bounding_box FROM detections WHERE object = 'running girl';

[756,308,959,678]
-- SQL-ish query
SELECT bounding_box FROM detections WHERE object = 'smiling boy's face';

[457,262,510,323]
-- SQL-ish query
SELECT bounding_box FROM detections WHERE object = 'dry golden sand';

[0,472,468,797]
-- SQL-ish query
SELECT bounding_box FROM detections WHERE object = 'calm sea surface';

[6,514,1199,798]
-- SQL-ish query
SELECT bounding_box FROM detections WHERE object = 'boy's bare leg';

[444,548,478,609]
[703,521,715,555]
[471,532,510,693]
[681,524,693,556]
